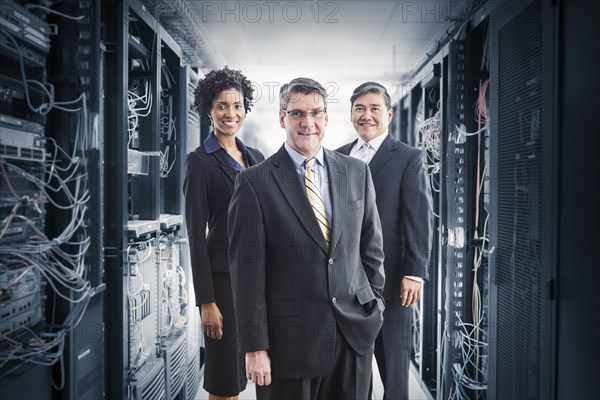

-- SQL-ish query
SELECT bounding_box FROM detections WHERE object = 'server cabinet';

[45,2,106,398]
[1,1,102,399]
[416,63,443,398]
[103,1,198,398]
[179,64,204,400]
[488,0,558,398]
[401,4,494,399]
[556,1,600,398]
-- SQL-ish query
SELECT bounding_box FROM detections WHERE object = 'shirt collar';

[284,142,325,168]
[204,132,248,155]
[356,132,388,152]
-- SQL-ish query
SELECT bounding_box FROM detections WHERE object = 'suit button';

[332,297,337,304]
[328,259,334,265]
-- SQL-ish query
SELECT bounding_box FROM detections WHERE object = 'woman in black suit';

[183,66,264,400]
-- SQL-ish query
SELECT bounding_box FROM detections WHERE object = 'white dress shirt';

[349,132,389,164]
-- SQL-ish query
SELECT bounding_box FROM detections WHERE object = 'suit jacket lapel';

[325,149,347,254]
[367,134,396,177]
[210,149,238,186]
[246,149,260,167]
[271,147,329,254]
[336,140,357,156]
[213,146,262,187]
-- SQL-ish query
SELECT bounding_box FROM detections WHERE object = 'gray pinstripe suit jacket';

[228,145,385,379]
[337,135,433,300]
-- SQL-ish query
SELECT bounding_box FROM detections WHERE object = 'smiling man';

[337,82,433,400]
[228,77,386,400]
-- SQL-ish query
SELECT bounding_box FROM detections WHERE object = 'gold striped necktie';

[304,157,331,245]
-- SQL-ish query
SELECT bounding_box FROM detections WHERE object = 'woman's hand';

[200,302,223,340]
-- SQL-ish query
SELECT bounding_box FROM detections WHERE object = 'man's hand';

[200,302,223,340]
[246,350,272,386]
[401,277,422,306]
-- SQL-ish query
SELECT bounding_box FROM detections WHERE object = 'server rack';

[439,15,493,398]
[556,1,600,398]
[399,4,494,399]
[180,64,204,400]
[418,61,443,397]
[399,1,576,399]
[1,1,103,399]
[103,1,197,398]
[102,0,129,395]
[488,0,558,398]
[45,2,106,398]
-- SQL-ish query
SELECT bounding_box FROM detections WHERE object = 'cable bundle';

[1,138,93,369]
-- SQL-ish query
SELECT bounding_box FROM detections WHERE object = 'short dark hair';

[194,66,254,120]
[279,77,328,111]
[350,82,392,110]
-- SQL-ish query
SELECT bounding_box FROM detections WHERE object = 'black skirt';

[202,272,247,396]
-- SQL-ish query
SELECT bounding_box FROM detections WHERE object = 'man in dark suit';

[228,77,385,399]
[337,82,433,400]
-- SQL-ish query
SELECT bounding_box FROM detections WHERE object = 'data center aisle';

[194,359,429,399]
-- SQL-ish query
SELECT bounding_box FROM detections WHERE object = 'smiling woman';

[210,89,246,144]
[183,66,265,400]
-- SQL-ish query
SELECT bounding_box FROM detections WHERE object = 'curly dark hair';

[193,66,254,120]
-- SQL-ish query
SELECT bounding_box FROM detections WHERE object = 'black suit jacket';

[183,143,264,305]
[228,146,385,379]
[337,135,433,300]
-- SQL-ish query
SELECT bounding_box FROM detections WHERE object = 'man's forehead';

[286,91,325,108]
[353,93,386,105]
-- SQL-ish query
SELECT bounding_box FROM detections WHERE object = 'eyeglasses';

[281,109,327,120]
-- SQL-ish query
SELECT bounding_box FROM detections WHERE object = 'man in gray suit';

[337,82,433,400]
[228,77,385,399]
